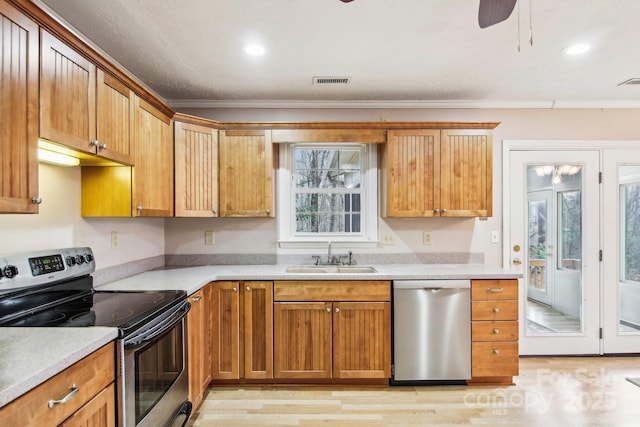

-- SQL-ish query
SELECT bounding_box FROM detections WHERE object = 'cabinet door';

[0,2,39,213]
[133,96,173,216]
[243,281,273,379]
[384,130,440,217]
[40,29,96,153]
[187,286,212,409]
[332,302,391,379]
[174,121,218,217]
[440,129,492,217]
[273,302,332,379]
[211,282,240,380]
[96,69,134,165]
[219,130,273,217]
[59,383,115,427]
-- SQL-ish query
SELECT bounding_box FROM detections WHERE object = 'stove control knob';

[3,265,18,279]
[66,256,76,266]
[75,255,85,265]
[85,254,94,263]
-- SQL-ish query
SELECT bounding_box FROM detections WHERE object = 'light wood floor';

[189,357,640,426]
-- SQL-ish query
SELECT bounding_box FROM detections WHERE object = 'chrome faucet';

[327,241,338,265]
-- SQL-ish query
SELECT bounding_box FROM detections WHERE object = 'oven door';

[120,300,192,427]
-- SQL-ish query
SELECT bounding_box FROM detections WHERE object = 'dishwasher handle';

[393,279,470,290]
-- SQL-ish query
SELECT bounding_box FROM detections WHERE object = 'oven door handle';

[124,301,190,349]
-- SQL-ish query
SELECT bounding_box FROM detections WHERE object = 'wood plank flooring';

[188,357,640,426]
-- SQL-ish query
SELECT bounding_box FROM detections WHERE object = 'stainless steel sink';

[285,265,377,274]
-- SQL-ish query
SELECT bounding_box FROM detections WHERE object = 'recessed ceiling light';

[563,43,591,56]
[244,44,265,56]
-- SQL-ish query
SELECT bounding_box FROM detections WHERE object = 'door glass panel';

[619,166,640,332]
[525,164,583,335]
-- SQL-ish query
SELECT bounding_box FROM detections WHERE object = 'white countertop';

[96,263,521,295]
[0,263,520,409]
[0,327,118,408]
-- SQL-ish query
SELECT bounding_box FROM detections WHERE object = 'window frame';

[277,142,378,248]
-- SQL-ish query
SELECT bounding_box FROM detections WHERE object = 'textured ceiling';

[38,0,640,107]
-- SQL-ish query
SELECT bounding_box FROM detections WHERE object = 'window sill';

[277,240,379,249]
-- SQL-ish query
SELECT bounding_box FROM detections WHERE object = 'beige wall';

[0,164,165,271]
[3,107,640,270]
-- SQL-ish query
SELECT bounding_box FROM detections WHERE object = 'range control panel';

[0,247,95,293]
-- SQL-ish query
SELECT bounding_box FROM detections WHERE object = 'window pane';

[559,190,582,270]
[295,148,361,189]
[295,193,361,233]
[623,182,640,282]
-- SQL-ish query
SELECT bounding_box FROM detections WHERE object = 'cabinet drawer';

[471,301,518,321]
[0,343,115,427]
[274,281,390,302]
[472,321,518,341]
[472,341,519,377]
[471,279,518,301]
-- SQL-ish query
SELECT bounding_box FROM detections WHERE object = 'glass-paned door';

[509,150,600,355]
[603,151,640,353]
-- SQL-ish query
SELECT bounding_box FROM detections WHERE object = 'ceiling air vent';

[618,78,640,86]
[313,76,351,85]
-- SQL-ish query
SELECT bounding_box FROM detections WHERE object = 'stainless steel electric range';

[0,247,192,427]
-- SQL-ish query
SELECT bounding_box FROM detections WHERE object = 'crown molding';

[167,99,640,110]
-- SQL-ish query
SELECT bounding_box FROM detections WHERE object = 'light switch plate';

[382,233,396,245]
[205,231,215,245]
[423,231,432,245]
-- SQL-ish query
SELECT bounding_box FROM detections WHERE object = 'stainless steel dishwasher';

[392,279,471,383]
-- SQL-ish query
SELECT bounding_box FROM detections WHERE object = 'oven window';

[134,322,184,423]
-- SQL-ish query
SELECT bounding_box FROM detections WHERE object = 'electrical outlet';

[382,233,396,245]
[491,230,500,244]
[205,231,215,245]
[423,231,432,245]
[111,231,119,250]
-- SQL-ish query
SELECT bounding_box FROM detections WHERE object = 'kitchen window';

[277,143,378,247]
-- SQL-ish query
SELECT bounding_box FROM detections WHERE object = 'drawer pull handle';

[48,384,79,409]
[492,307,500,313]
[493,328,500,334]
[487,288,504,293]
[493,349,500,355]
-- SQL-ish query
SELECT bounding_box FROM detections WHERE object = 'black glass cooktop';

[0,275,186,337]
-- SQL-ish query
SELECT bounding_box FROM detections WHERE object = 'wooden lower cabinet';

[187,285,212,410]
[211,281,273,381]
[273,301,391,380]
[273,281,391,382]
[469,279,519,384]
[0,343,115,426]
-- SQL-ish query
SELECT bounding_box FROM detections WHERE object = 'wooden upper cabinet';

[96,69,134,165]
[0,1,40,213]
[40,29,96,153]
[133,96,173,217]
[174,120,218,217]
[440,129,492,217]
[219,130,274,217]
[384,129,440,217]
[384,128,493,217]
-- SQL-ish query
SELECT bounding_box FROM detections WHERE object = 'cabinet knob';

[90,140,99,147]
[334,307,340,313]
[191,294,202,302]
[493,349,500,355]
[492,307,500,313]
[136,206,143,211]
[232,287,238,292]
[441,208,447,213]
[31,196,42,205]
[326,307,331,313]
[434,208,440,213]
[245,286,251,292]
[493,328,500,334]
[99,143,108,150]
[266,209,271,214]
[213,209,217,214]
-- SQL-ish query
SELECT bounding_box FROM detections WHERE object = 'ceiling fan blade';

[478,0,517,28]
